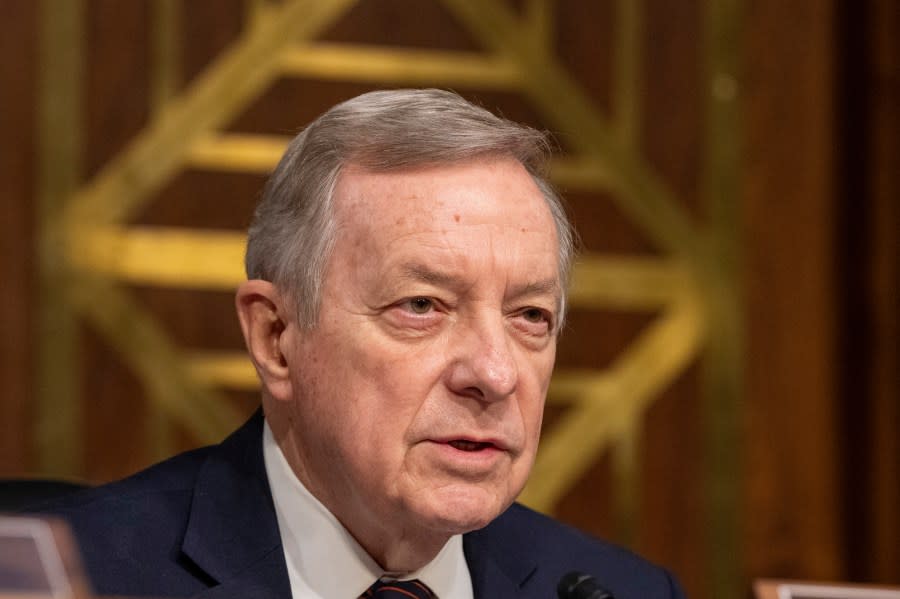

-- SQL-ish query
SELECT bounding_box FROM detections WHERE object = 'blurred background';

[0,1,896,598]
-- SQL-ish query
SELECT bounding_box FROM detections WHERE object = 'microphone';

[557,571,616,599]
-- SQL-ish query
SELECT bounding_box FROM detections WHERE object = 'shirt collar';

[263,419,473,598]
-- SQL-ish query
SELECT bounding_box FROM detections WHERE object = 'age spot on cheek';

[453,214,460,223]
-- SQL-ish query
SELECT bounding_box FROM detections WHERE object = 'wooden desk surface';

[755,579,900,599]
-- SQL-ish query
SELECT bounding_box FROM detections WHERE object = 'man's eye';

[407,297,434,314]
[522,308,547,323]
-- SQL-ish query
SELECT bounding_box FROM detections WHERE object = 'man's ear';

[235,280,294,402]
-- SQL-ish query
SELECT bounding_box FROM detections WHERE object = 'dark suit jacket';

[42,412,685,598]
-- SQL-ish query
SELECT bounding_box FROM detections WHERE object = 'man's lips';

[423,437,513,473]
[429,437,510,452]
[447,439,495,452]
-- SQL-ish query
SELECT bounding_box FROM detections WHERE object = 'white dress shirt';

[263,420,475,599]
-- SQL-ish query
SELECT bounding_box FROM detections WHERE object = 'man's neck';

[347,519,448,574]
[264,413,475,598]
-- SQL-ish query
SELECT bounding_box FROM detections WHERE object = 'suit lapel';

[181,411,292,599]
[189,550,287,599]
[463,512,539,599]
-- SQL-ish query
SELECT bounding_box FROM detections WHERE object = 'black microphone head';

[557,571,616,599]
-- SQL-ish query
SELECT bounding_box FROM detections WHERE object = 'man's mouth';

[447,440,496,452]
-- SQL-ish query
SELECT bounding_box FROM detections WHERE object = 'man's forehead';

[328,159,561,294]
[331,159,553,227]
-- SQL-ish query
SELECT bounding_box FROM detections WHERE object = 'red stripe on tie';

[374,585,421,599]
[361,577,435,598]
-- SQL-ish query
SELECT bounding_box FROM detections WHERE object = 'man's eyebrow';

[398,263,462,287]
[507,278,561,301]
[399,263,560,300]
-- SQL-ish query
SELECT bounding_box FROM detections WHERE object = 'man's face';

[280,157,560,543]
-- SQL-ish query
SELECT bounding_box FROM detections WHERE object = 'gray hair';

[245,88,575,330]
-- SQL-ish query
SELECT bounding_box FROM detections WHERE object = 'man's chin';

[410,486,512,535]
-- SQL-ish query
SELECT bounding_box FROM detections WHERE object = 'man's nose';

[445,316,518,401]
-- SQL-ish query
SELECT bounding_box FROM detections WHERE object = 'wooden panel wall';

[0,1,896,597]
[836,0,899,584]
[743,0,844,581]
[0,0,37,475]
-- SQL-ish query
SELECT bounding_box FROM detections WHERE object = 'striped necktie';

[360,578,436,598]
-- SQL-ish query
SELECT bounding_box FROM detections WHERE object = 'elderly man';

[45,89,684,599]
